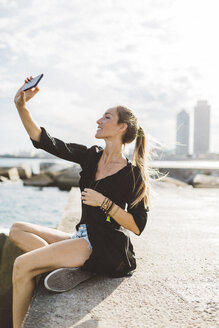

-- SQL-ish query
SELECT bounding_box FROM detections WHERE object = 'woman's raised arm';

[14,76,42,142]
[14,76,90,168]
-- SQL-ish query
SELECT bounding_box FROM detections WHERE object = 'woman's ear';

[120,122,128,133]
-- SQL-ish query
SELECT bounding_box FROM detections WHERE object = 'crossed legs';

[9,222,92,328]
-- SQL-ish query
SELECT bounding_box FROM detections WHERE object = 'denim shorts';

[70,224,93,250]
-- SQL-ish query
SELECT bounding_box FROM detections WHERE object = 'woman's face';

[95,107,124,140]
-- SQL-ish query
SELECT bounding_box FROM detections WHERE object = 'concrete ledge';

[57,187,82,233]
[23,183,218,328]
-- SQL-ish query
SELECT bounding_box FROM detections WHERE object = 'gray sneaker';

[44,267,94,292]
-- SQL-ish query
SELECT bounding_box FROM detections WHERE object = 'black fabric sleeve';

[127,168,149,235]
[30,127,89,168]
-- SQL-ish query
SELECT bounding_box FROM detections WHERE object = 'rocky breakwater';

[0,164,32,182]
[23,163,82,190]
[0,162,82,190]
[191,173,219,188]
[157,167,219,188]
[150,173,219,188]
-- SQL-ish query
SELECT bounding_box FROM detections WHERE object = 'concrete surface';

[23,181,219,328]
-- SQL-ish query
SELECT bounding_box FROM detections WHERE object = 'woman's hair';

[116,105,166,210]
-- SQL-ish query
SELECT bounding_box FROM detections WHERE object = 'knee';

[12,255,25,284]
[9,221,26,243]
[12,255,29,284]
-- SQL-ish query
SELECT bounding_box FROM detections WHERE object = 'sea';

[0,157,73,234]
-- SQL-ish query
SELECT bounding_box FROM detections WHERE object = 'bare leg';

[9,221,72,252]
[12,237,92,328]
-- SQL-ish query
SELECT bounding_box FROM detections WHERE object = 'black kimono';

[30,127,149,278]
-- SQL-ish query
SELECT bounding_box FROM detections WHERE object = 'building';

[176,109,190,155]
[193,100,210,156]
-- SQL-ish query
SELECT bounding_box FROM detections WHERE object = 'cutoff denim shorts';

[70,224,93,250]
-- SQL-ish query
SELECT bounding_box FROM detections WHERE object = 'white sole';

[44,267,93,293]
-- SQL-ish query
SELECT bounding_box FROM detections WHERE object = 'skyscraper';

[176,109,190,155]
[193,100,210,155]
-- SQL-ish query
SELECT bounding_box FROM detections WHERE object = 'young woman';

[10,76,150,328]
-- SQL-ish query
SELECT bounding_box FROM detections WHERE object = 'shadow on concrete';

[23,273,126,327]
[74,319,99,328]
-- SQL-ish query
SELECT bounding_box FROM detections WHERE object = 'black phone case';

[22,74,44,91]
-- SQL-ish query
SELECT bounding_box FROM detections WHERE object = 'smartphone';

[22,74,44,91]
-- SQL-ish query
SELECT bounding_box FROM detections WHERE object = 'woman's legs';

[12,237,92,328]
[9,221,72,252]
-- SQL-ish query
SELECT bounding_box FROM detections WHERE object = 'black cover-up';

[30,127,149,277]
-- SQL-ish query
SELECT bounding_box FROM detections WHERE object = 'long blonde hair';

[116,105,166,210]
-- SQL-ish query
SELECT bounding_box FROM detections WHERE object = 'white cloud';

[0,0,219,154]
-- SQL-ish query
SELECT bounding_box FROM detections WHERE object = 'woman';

[10,76,150,328]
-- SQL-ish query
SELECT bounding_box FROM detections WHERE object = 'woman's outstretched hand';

[14,76,40,110]
[81,188,105,207]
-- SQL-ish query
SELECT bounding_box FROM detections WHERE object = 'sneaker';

[44,267,94,292]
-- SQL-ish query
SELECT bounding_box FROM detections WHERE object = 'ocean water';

[0,158,73,234]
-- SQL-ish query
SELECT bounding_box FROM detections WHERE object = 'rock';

[46,170,64,181]
[0,165,32,180]
[40,162,71,173]
[158,176,190,187]
[192,174,219,188]
[55,165,81,190]
[0,167,10,178]
[0,234,24,328]
[8,167,20,181]
[0,167,19,180]
[40,162,56,172]
[0,176,9,183]
[23,173,55,187]
[17,164,32,179]
[23,164,81,189]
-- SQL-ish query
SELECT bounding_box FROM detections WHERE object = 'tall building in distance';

[193,100,211,156]
[176,109,190,155]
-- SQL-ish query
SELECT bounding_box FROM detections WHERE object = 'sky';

[1,0,219,155]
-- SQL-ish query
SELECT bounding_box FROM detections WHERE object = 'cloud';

[0,0,219,154]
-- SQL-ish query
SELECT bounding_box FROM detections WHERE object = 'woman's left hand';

[81,188,105,207]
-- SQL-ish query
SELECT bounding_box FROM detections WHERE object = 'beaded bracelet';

[102,199,111,211]
[100,197,121,220]
[100,197,109,209]
[100,197,112,212]
[100,197,116,216]
[101,197,110,209]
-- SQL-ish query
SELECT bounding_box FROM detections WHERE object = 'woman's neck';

[101,143,125,166]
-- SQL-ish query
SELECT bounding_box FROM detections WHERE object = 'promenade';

[23,181,218,328]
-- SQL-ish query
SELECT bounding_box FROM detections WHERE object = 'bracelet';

[100,197,108,209]
[105,201,114,216]
[100,197,112,212]
[100,197,110,210]
[102,198,111,211]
